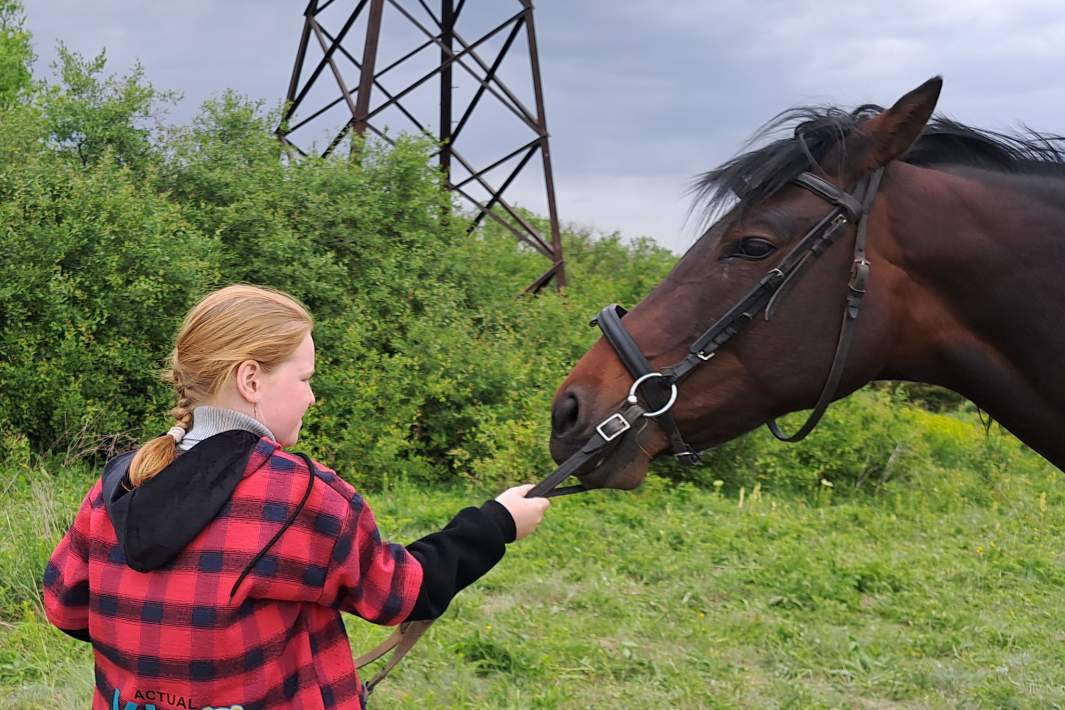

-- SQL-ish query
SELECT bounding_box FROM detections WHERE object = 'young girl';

[43,284,550,710]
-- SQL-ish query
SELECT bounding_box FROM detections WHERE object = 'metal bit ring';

[626,372,678,418]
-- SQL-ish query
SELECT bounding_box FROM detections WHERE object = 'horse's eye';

[723,237,777,261]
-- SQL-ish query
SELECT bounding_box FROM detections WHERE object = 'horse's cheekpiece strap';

[588,168,885,452]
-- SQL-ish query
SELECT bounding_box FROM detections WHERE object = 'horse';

[548,76,1065,491]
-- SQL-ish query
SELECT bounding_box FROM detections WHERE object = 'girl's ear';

[234,359,262,402]
[828,76,943,182]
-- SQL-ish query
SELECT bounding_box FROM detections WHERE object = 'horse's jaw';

[571,424,663,491]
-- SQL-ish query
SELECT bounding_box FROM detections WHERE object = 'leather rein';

[355,167,885,698]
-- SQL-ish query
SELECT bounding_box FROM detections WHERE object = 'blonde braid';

[128,385,196,489]
[170,385,195,433]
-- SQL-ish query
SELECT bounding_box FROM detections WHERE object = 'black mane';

[691,104,1065,226]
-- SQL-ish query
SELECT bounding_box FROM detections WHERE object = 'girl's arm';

[403,497,516,620]
[42,481,100,643]
[236,458,545,624]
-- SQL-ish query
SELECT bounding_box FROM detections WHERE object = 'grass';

[2,411,1065,708]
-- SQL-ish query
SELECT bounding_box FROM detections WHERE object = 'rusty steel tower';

[278,0,566,292]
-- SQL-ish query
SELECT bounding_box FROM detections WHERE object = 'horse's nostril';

[551,390,581,437]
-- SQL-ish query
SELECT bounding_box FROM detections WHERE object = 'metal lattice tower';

[278,0,566,292]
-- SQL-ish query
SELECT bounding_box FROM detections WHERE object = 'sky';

[23,1,1065,254]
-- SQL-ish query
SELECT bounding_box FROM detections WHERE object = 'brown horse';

[549,76,1065,490]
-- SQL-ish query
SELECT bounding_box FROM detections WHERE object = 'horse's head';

[550,77,944,490]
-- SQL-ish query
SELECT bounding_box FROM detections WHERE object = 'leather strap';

[765,305,856,441]
[356,620,433,697]
[594,306,701,464]
[767,167,884,441]
[667,208,851,385]
[527,402,647,498]
[793,172,862,220]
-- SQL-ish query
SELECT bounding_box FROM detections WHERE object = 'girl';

[43,284,550,710]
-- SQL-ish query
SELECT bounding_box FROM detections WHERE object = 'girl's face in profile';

[257,332,317,447]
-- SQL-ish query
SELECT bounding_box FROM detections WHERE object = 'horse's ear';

[845,76,942,176]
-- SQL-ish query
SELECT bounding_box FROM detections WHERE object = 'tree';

[40,44,175,170]
[0,0,33,108]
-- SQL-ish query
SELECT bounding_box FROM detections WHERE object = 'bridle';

[355,166,885,697]
[534,164,886,494]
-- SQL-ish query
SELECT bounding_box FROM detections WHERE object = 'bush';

[0,105,220,454]
[682,387,919,495]
[0,41,681,489]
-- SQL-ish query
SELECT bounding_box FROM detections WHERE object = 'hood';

[103,429,266,572]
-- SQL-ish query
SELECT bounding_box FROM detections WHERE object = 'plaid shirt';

[43,436,423,709]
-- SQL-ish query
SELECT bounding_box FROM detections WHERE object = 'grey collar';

[178,405,276,451]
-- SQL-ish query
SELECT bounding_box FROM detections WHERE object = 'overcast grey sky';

[24,1,1065,253]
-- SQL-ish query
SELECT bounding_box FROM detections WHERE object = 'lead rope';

[352,401,644,703]
[354,619,433,701]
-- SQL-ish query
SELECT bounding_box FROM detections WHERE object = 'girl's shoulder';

[253,439,360,507]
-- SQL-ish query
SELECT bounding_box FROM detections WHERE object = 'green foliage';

[0,100,220,453]
[691,387,919,495]
[0,0,32,110]
[40,45,175,170]
[0,42,687,486]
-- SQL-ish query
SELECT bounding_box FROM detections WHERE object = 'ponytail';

[128,391,195,488]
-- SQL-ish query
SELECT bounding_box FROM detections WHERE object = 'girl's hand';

[495,484,551,541]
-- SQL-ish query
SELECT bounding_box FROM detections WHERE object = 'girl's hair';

[128,284,314,488]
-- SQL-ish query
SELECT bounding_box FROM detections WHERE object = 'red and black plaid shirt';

[43,436,423,709]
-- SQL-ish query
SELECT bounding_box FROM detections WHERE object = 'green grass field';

[2,414,1064,708]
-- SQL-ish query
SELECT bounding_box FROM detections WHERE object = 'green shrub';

[685,387,918,495]
[0,108,220,454]
[0,0,33,110]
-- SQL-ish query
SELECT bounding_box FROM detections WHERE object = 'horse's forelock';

[688,105,874,231]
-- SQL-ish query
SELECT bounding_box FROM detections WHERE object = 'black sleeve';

[58,626,91,643]
[404,500,517,621]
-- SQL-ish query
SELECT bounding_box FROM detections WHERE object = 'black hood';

[103,430,265,572]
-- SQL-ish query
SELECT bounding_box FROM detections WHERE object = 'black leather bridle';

[531,166,886,496]
[356,168,886,695]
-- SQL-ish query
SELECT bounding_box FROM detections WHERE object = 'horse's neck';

[884,162,1065,467]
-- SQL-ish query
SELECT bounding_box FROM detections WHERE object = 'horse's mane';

[691,104,1065,226]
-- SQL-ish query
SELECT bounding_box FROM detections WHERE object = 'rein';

[354,167,885,699]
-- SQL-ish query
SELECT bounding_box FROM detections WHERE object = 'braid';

[128,383,196,489]
[170,387,195,432]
